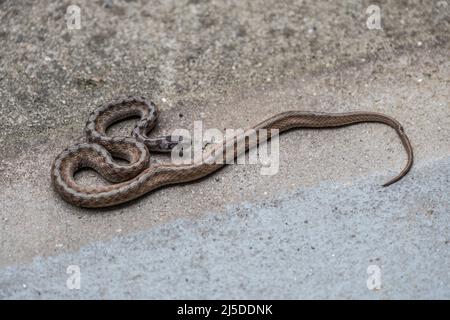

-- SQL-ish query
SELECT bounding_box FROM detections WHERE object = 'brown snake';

[51,96,413,208]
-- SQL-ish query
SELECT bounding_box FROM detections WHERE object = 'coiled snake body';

[51,96,413,208]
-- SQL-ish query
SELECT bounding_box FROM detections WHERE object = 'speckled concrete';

[0,0,449,298]
[1,157,449,299]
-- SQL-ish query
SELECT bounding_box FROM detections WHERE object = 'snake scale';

[51,96,413,208]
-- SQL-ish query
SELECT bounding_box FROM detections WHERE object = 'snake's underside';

[51,96,414,208]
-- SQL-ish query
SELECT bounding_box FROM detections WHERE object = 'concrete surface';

[0,0,449,299]
[1,157,449,299]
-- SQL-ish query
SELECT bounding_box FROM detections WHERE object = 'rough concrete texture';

[0,0,449,298]
[1,158,449,299]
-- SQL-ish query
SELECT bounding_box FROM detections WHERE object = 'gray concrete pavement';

[0,0,449,299]
[1,157,449,299]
